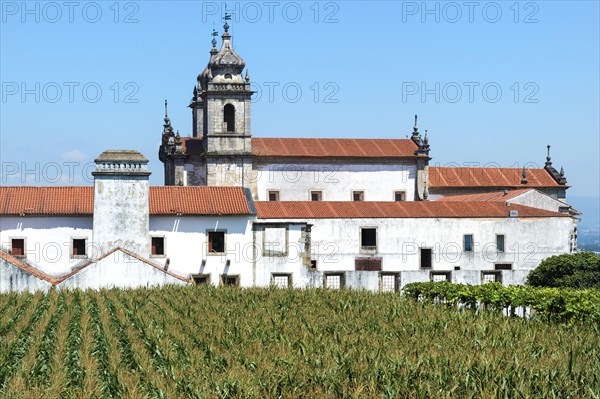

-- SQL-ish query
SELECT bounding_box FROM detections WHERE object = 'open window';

[151,236,165,257]
[394,191,406,201]
[192,274,211,285]
[72,238,87,258]
[208,231,225,254]
[360,228,377,253]
[10,238,25,257]
[420,248,432,269]
[223,104,235,132]
[310,191,322,201]
[352,191,364,201]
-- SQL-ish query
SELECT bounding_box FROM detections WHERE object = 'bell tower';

[188,17,254,187]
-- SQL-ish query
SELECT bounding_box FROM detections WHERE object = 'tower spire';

[545,144,552,167]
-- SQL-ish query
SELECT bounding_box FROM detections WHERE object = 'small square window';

[192,274,211,285]
[268,191,279,201]
[208,231,225,253]
[151,236,165,256]
[420,248,432,269]
[394,191,406,201]
[496,235,505,253]
[431,272,450,282]
[310,191,322,201]
[360,228,377,252]
[272,274,292,288]
[463,234,474,252]
[221,275,240,287]
[352,191,364,201]
[72,238,87,257]
[310,260,317,271]
[325,273,345,289]
[11,238,25,257]
[380,273,399,292]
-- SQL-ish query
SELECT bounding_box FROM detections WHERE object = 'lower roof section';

[254,201,569,219]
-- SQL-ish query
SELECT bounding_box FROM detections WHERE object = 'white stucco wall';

[0,258,52,293]
[509,190,569,213]
[0,216,93,276]
[148,216,255,286]
[255,163,417,201]
[56,250,188,290]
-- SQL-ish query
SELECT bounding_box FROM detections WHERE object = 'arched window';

[224,104,235,132]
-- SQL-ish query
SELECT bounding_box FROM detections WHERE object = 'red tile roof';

[252,138,419,158]
[0,186,252,216]
[429,167,561,188]
[254,201,568,219]
[436,189,534,202]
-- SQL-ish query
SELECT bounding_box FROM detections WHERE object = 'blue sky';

[1,1,598,225]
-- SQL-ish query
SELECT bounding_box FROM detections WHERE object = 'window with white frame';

[352,191,364,201]
[360,227,377,253]
[310,191,322,201]
[71,238,87,258]
[394,191,406,201]
[380,273,399,292]
[431,272,450,282]
[325,273,344,289]
[272,274,291,288]
[268,191,280,201]
[496,234,505,253]
[463,234,474,252]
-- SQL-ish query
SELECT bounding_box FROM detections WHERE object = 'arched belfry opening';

[224,104,235,132]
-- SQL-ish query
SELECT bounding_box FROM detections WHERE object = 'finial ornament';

[414,114,418,128]
[546,144,552,164]
[223,13,231,32]
[521,166,528,184]
[164,99,168,117]
[211,28,218,48]
[245,69,250,83]
[424,129,428,144]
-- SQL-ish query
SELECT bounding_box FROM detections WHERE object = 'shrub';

[526,252,600,289]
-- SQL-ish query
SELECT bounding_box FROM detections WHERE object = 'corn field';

[0,285,598,398]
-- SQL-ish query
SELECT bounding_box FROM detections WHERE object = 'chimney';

[92,150,151,258]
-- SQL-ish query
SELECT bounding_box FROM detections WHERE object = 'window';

[394,191,406,201]
[268,191,279,201]
[380,273,400,292]
[208,231,225,253]
[192,274,211,285]
[494,263,512,270]
[223,104,235,132]
[352,191,364,201]
[310,260,317,271]
[325,273,345,289]
[272,274,292,288]
[263,227,287,256]
[463,234,474,252]
[151,236,165,256]
[221,275,240,286]
[10,238,25,257]
[224,73,232,79]
[310,191,322,201]
[360,228,377,252]
[355,257,382,271]
[72,238,87,258]
[430,272,451,282]
[482,271,502,284]
[420,248,432,269]
[496,234,505,253]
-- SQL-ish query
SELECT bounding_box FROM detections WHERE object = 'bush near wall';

[403,281,600,324]
[526,252,600,289]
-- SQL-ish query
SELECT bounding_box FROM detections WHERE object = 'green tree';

[526,252,600,288]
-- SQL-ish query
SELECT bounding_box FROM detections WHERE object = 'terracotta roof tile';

[436,189,534,202]
[254,201,568,219]
[251,138,419,158]
[0,186,252,216]
[429,167,561,188]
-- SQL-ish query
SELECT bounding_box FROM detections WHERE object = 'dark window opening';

[495,263,512,270]
[464,234,474,252]
[496,235,505,252]
[361,228,377,250]
[224,104,235,132]
[72,239,87,257]
[420,248,432,268]
[268,191,279,201]
[193,275,210,285]
[11,239,25,257]
[353,191,364,201]
[221,275,240,286]
[311,191,322,201]
[151,237,165,256]
[208,231,225,253]
[394,191,406,201]
[310,260,317,271]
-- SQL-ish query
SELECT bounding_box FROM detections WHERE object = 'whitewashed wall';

[255,163,417,201]
[0,216,93,276]
[149,216,255,285]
